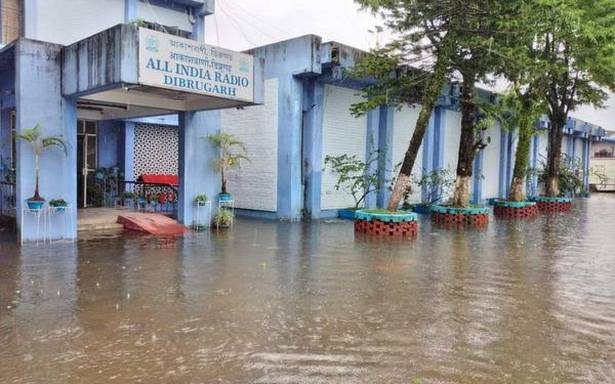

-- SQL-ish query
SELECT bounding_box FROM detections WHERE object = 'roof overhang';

[63,24,263,120]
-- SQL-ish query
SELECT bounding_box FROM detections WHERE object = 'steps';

[117,212,188,236]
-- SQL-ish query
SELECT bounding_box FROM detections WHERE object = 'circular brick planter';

[354,210,418,237]
[536,196,572,212]
[431,205,489,227]
[493,201,538,218]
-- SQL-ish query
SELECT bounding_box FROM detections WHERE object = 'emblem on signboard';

[239,58,250,73]
[145,35,160,52]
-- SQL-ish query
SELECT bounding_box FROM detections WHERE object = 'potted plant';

[49,198,68,211]
[324,149,393,219]
[194,193,208,206]
[208,133,249,202]
[14,124,68,210]
[408,169,454,214]
[121,191,137,208]
[213,208,233,229]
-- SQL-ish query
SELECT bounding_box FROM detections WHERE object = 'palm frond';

[42,136,68,155]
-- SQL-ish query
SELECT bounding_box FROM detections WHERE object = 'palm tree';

[208,133,248,195]
[15,124,68,201]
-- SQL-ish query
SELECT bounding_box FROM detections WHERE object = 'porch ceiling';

[76,84,249,120]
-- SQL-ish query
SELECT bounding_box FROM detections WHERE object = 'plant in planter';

[49,198,68,211]
[353,208,419,237]
[213,208,233,229]
[324,149,391,219]
[530,153,607,212]
[208,133,249,202]
[194,193,208,206]
[121,191,137,208]
[14,124,68,210]
[408,169,454,214]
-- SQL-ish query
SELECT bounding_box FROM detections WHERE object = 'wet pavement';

[1,194,615,383]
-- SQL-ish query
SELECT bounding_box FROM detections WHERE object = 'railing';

[0,181,16,215]
[110,180,179,217]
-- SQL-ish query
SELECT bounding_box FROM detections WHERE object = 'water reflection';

[1,196,615,383]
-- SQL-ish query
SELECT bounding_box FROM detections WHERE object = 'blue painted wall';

[15,39,77,241]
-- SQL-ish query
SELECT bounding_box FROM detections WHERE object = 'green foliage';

[208,133,249,194]
[121,191,137,200]
[411,168,455,205]
[129,18,147,27]
[194,193,208,204]
[360,208,409,215]
[49,198,67,207]
[14,124,68,199]
[531,153,606,197]
[14,124,68,157]
[213,208,234,228]
[324,149,390,209]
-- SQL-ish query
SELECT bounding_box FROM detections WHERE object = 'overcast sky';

[204,0,613,131]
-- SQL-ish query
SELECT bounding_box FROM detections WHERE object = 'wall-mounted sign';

[138,28,254,102]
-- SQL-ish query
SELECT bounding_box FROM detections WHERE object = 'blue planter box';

[338,208,357,220]
[26,200,45,210]
[218,193,233,202]
[412,204,432,214]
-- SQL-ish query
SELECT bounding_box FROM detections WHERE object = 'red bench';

[137,174,179,187]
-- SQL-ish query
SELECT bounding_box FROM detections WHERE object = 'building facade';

[0,0,610,242]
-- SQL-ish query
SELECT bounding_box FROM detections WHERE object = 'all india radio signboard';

[138,28,254,103]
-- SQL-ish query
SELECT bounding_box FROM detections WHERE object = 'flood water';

[1,195,615,383]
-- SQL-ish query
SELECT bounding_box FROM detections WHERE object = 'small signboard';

[138,28,254,102]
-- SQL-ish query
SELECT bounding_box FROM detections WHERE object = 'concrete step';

[117,212,187,236]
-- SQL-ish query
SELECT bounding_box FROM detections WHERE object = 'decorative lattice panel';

[133,124,179,180]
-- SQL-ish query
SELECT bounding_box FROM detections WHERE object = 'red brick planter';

[353,210,418,238]
[535,197,572,213]
[431,205,489,227]
[493,201,538,218]
[354,219,418,237]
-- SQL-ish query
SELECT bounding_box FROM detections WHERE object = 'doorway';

[77,120,98,208]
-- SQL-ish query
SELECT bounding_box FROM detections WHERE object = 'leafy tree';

[352,1,460,210]
[208,133,248,195]
[493,86,546,202]
[355,0,506,208]
[14,124,68,201]
[526,0,615,196]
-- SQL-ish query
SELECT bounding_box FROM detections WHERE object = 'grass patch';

[361,209,410,215]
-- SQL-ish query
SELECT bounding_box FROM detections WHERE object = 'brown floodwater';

[1,195,615,383]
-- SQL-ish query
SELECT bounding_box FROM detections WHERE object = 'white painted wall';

[536,132,549,166]
[574,138,584,161]
[481,123,501,199]
[321,85,367,210]
[25,0,192,46]
[222,78,279,212]
[25,0,124,45]
[443,109,461,173]
[392,105,423,203]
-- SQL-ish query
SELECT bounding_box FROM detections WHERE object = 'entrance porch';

[0,23,264,242]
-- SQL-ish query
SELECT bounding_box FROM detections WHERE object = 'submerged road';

[1,194,615,383]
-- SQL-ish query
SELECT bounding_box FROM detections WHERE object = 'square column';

[301,79,324,218]
[178,110,221,226]
[15,39,77,242]
[376,105,394,208]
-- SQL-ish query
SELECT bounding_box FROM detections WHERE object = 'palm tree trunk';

[451,77,476,208]
[386,44,450,211]
[221,168,227,194]
[33,153,41,200]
